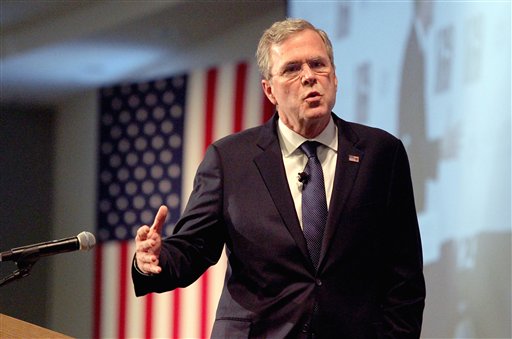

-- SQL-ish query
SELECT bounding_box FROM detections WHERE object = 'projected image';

[289,1,511,338]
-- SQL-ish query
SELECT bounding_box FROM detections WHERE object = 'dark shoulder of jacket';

[337,116,400,150]
[211,113,277,152]
[208,120,276,160]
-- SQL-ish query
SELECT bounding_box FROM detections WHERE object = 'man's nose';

[301,64,316,85]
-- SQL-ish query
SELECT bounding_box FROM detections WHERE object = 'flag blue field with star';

[97,75,187,243]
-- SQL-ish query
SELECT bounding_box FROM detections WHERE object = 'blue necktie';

[300,141,328,269]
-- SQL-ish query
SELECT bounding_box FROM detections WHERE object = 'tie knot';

[300,141,320,159]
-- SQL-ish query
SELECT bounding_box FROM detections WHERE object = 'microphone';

[0,231,96,262]
[298,172,309,183]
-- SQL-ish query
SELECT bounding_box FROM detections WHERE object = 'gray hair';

[256,18,335,80]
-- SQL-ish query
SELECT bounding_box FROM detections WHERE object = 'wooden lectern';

[0,313,72,339]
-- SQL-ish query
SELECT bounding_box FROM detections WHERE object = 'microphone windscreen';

[77,231,96,251]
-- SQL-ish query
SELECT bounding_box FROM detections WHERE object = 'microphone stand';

[0,248,40,287]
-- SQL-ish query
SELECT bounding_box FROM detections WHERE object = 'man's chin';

[303,108,331,120]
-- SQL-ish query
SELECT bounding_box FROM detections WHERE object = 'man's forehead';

[270,32,328,64]
[275,29,322,48]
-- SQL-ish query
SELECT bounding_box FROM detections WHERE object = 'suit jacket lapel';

[319,116,363,269]
[253,116,312,268]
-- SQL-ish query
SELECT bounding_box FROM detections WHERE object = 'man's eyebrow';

[282,60,301,67]
[309,56,328,61]
[277,56,329,73]
[284,56,327,64]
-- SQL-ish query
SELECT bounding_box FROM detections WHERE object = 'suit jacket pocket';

[211,318,252,339]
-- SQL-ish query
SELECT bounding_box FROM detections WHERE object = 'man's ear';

[261,79,277,105]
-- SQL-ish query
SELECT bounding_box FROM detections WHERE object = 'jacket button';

[302,323,310,333]
[315,279,322,286]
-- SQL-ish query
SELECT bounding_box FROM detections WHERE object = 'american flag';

[94,61,273,339]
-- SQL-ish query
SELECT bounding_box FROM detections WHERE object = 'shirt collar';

[277,116,338,157]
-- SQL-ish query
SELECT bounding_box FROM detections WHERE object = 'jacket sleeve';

[132,144,227,296]
[381,140,426,338]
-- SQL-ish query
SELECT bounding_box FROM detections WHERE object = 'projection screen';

[289,1,511,338]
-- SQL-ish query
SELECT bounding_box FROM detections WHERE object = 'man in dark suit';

[133,18,425,338]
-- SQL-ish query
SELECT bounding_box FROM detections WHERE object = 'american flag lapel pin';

[348,154,360,163]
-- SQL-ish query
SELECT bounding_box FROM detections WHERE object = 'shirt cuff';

[133,255,154,276]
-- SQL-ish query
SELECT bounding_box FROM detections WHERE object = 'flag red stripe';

[93,245,103,339]
[205,68,218,153]
[234,62,248,132]
[262,95,274,123]
[200,272,210,339]
[145,293,153,339]
[172,290,180,338]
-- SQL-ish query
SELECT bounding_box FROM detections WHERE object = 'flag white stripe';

[214,64,236,140]
[183,69,207,208]
[101,242,119,338]
[178,280,199,338]
[126,242,144,338]
[153,286,173,338]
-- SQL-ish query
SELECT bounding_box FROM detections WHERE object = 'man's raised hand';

[135,205,168,275]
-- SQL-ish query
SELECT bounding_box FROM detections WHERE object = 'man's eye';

[283,64,301,74]
[310,60,325,69]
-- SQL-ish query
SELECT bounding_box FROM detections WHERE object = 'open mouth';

[304,91,321,101]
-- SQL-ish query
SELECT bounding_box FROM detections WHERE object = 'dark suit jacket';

[132,114,426,338]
